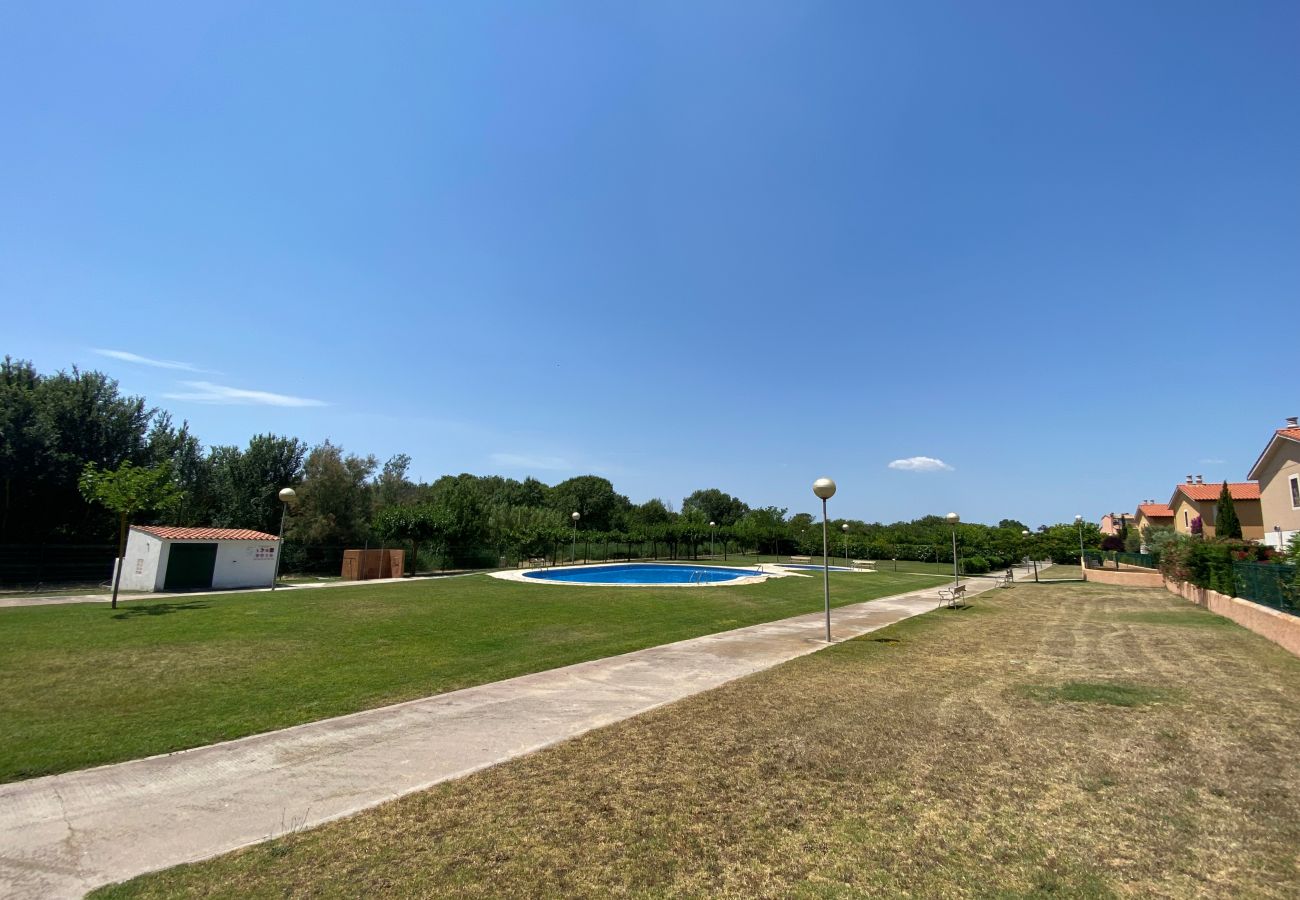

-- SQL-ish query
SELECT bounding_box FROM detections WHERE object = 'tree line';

[1,358,1102,572]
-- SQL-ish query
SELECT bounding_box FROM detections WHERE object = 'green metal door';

[163,543,217,591]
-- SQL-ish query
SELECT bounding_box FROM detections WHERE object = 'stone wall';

[1083,563,1300,659]
[1165,578,1300,658]
[1083,566,1166,588]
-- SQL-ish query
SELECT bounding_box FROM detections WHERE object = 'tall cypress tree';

[1215,481,1242,539]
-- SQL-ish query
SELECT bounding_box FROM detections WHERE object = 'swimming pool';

[521,563,766,585]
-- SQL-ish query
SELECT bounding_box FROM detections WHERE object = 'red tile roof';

[1174,482,1260,502]
[1137,503,1174,518]
[1278,427,1300,442]
[133,526,279,541]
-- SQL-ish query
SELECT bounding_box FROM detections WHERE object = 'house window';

[1291,474,1300,509]
[1184,511,1189,527]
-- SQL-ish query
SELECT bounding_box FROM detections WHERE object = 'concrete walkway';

[0,576,1008,899]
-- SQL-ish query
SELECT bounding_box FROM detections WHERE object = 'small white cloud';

[888,456,954,472]
[162,381,327,408]
[490,452,573,471]
[93,348,210,373]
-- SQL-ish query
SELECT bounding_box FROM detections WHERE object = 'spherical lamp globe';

[812,478,837,500]
[278,487,297,504]
[945,512,959,525]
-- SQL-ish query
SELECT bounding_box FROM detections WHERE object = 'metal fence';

[0,543,117,588]
[1233,561,1298,615]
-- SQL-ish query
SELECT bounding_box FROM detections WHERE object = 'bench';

[526,557,550,569]
[788,556,812,564]
[1000,570,1014,587]
[938,584,968,607]
[851,559,876,571]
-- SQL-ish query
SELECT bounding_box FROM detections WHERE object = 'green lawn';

[99,582,1300,899]
[0,567,935,783]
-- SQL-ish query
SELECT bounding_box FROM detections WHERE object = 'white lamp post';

[272,487,296,591]
[945,512,960,589]
[841,522,849,567]
[570,511,580,563]
[709,521,716,558]
[813,478,837,642]
[1074,515,1085,565]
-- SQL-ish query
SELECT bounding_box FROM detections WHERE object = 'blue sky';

[3,1,1298,527]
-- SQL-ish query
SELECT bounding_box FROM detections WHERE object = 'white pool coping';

[489,561,801,587]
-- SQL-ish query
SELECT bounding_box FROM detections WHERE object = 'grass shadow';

[112,601,212,620]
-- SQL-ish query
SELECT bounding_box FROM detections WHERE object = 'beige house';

[1167,477,1263,540]
[1246,419,1300,550]
[1134,502,1174,534]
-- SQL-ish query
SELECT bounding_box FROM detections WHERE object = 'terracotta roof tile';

[133,526,279,541]
[1278,427,1300,442]
[1174,482,1260,502]
[1137,503,1174,518]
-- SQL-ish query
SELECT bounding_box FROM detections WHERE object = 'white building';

[116,526,281,592]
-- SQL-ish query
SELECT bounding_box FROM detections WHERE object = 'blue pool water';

[522,563,762,585]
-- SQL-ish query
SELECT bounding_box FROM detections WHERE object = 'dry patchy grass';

[100,583,1300,899]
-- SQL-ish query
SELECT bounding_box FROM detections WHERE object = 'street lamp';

[945,512,960,589]
[841,522,849,567]
[1022,529,1039,582]
[813,478,837,642]
[709,521,716,558]
[570,511,580,564]
[271,487,296,591]
[1074,515,1085,567]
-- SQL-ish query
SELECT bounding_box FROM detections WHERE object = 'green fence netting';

[1233,561,1298,615]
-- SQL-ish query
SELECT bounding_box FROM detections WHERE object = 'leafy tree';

[1144,525,1178,557]
[373,504,448,574]
[682,488,749,526]
[487,504,564,564]
[374,454,418,510]
[287,441,377,546]
[78,461,183,608]
[426,475,489,564]
[1,359,154,542]
[1214,481,1242,539]
[146,413,211,526]
[547,475,629,532]
[739,506,788,558]
[208,434,307,534]
[629,498,672,528]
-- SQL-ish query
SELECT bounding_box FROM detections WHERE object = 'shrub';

[1215,481,1242,540]
[963,556,990,574]
[1100,535,1124,551]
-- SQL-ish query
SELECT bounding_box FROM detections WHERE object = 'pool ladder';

[689,569,707,585]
